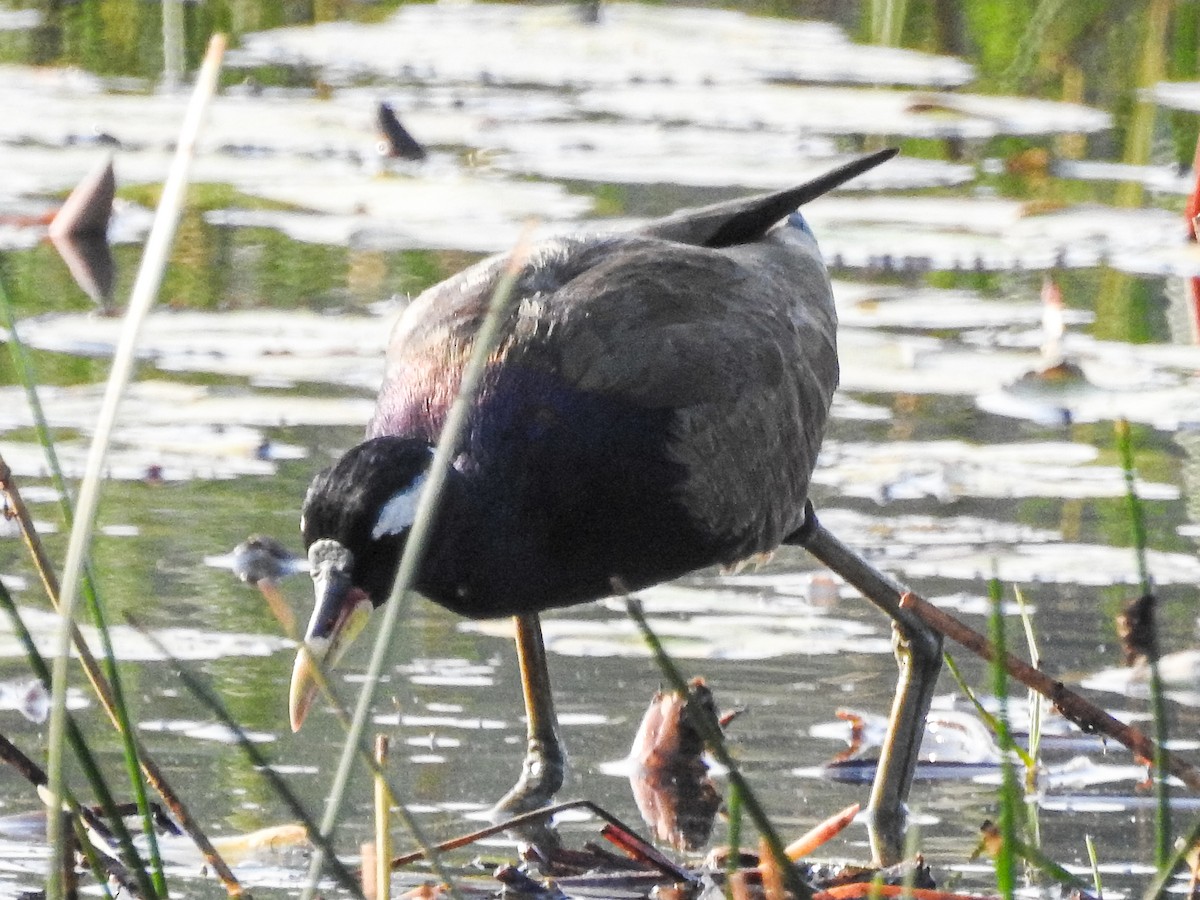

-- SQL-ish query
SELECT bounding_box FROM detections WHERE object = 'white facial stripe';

[371,473,428,540]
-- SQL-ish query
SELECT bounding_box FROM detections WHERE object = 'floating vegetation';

[231,5,975,89]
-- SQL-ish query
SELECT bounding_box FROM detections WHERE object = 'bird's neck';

[412,467,531,618]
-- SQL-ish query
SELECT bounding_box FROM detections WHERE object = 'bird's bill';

[288,564,372,732]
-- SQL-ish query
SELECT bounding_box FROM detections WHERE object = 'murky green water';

[2,1,1200,897]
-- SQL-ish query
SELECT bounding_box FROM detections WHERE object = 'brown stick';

[601,822,695,882]
[0,731,140,896]
[783,803,860,861]
[0,455,244,893]
[898,592,1200,792]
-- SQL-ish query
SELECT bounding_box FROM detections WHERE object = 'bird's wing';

[509,231,838,555]
[371,227,836,555]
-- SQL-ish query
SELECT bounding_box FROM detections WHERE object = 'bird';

[288,148,934,851]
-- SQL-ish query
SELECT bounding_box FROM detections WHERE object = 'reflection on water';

[1,0,1200,897]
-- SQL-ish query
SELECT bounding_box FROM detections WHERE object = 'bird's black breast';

[424,361,719,618]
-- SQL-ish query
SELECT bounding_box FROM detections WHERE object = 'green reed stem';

[1013,587,1042,848]
[869,0,908,47]
[1116,419,1170,869]
[1115,421,1151,597]
[0,286,169,894]
[1013,589,1042,778]
[300,235,535,900]
[74,815,119,900]
[1002,0,1068,87]
[901,809,920,896]
[942,651,1035,772]
[0,730,130,897]
[42,37,226,899]
[131,618,363,898]
[626,596,813,900]
[987,577,1017,900]
[0,579,157,898]
[724,780,742,900]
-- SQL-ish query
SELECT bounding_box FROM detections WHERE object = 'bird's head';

[289,436,435,731]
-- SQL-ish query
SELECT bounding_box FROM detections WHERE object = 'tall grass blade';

[941,651,1035,772]
[300,231,535,899]
[374,735,391,900]
[1013,587,1042,847]
[0,731,131,897]
[1116,419,1170,868]
[287,630,459,897]
[986,577,1016,900]
[899,591,1200,790]
[0,455,168,894]
[1003,0,1069,87]
[625,596,813,900]
[900,809,920,896]
[42,35,227,898]
[1007,835,1093,895]
[0,579,157,898]
[1142,810,1200,900]
[0,270,170,893]
[0,451,235,893]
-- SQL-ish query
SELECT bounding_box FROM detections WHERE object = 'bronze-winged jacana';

[289,147,942,865]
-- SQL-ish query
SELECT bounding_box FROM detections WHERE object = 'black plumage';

[291,149,898,748]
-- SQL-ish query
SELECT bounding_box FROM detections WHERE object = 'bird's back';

[367,216,837,616]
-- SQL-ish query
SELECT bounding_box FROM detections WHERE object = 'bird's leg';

[491,613,567,818]
[792,503,943,867]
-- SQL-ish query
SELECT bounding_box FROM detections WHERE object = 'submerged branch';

[898,593,1200,792]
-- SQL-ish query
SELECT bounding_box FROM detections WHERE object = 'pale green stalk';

[1141,811,1200,900]
[1014,587,1042,848]
[1116,419,1170,868]
[724,781,742,900]
[43,35,226,898]
[1085,834,1103,900]
[0,580,156,898]
[987,578,1016,900]
[942,652,1035,771]
[901,810,921,895]
[132,618,363,898]
[300,236,532,898]
[1003,0,1068,87]
[0,273,168,894]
